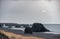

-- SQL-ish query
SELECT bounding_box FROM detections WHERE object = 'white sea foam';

[44,31,60,34]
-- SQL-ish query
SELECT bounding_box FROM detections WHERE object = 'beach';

[0,28,60,39]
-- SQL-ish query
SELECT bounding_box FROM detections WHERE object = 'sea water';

[9,24,60,34]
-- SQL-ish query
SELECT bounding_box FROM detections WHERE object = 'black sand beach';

[0,28,60,39]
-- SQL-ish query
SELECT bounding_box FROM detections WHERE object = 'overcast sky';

[0,0,60,24]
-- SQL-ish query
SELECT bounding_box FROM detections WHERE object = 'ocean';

[8,24,60,34]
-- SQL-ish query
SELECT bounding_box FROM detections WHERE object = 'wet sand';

[0,28,60,39]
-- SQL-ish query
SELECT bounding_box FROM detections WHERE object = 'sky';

[0,0,60,24]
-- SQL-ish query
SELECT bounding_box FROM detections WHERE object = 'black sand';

[0,28,60,39]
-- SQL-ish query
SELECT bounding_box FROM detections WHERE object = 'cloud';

[0,0,60,24]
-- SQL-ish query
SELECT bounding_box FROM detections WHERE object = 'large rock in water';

[24,27,32,34]
[32,23,50,32]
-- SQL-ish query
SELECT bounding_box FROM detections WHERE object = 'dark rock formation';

[24,27,32,34]
[32,23,50,32]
